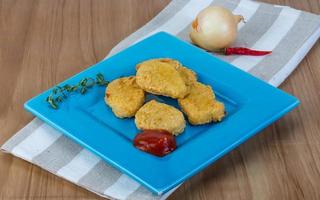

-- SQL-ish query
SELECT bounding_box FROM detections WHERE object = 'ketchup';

[133,129,176,157]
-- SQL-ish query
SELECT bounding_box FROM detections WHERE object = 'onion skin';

[190,6,244,51]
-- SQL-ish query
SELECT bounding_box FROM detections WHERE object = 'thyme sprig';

[46,73,109,109]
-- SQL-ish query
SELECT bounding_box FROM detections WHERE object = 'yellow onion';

[190,6,244,51]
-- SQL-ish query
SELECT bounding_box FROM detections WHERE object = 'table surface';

[0,0,320,199]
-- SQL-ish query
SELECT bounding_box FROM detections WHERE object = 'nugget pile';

[105,58,225,135]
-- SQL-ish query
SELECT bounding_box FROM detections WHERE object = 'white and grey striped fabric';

[2,0,320,199]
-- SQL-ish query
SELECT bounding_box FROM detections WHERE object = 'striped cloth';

[2,0,320,199]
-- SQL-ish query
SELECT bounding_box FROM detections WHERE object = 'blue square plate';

[25,32,299,195]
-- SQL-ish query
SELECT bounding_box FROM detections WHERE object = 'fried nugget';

[140,58,197,87]
[151,58,182,69]
[135,100,186,135]
[136,59,189,98]
[176,65,197,87]
[178,82,225,125]
[105,76,145,118]
[159,58,197,85]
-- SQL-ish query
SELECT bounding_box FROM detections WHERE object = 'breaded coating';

[135,100,186,135]
[136,59,189,98]
[105,76,145,118]
[159,58,197,85]
[140,58,197,87]
[176,65,197,87]
[150,58,182,69]
[178,82,225,125]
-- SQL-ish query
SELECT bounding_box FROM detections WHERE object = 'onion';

[190,6,244,51]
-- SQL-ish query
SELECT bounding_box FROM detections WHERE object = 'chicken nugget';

[176,65,197,87]
[140,58,197,86]
[178,82,225,125]
[105,76,145,118]
[135,100,186,135]
[149,58,182,69]
[136,59,189,98]
[159,58,197,85]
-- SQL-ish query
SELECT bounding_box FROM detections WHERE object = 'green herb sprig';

[46,73,109,109]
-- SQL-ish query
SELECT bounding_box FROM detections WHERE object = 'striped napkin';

[2,0,320,199]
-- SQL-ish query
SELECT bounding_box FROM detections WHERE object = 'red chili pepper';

[224,47,272,56]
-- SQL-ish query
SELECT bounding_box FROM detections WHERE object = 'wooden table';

[0,0,319,199]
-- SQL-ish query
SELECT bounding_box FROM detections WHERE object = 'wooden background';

[0,0,319,199]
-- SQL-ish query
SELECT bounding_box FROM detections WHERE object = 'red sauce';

[133,129,176,157]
